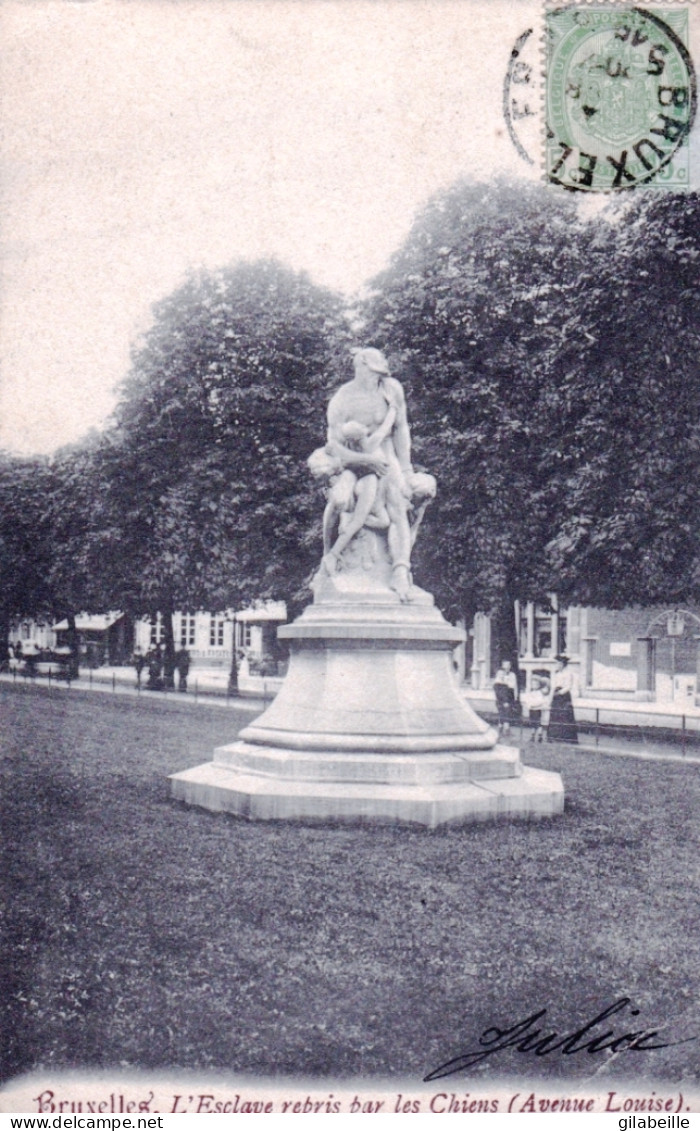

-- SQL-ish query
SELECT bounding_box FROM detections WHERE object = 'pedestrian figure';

[547,655,578,744]
[524,675,548,744]
[493,660,517,738]
[24,646,37,678]
[163,646,176,691]
[176,647,190,693]
[147,644,164,691]
[133,647,146,689]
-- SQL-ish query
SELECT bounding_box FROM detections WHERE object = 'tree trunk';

[0,605,10,669]
[163,606,176,690]
[66,612,80,679]
[228,616,238,694]
[491,592,519,680]
[121,610,135,665]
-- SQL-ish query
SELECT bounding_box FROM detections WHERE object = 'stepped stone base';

[170,743,564,828]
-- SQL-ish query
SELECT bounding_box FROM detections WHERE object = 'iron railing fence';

[462,703,700,757]
[4,664,276,708]
[5,666,700,753]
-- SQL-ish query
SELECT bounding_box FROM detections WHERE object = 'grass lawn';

[2,681,700,1087]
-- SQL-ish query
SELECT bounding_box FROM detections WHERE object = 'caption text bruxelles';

[31,1089,694,1116]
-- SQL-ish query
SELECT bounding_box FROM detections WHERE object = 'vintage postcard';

[2,0,700,1118]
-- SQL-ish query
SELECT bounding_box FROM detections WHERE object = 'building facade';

[8,617,56,655]
[132,602,287,670]
[470,600,700,706]
[8,602,287,673]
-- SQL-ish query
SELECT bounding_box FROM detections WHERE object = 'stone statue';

[309,347,436,601]
[173,353,564,827]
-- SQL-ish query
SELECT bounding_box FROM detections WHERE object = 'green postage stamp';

[546,6,696,191]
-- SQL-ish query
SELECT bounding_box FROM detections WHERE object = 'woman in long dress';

[547,655,578,744]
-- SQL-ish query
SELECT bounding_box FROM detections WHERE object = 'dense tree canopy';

[43,440,124,675]
[104,259,346,622]
[0,441,120,673]
[361,180,700,630]
[542,192,700,608]
[0,453,54,663]
[1,260,348,673]
[360,179,591,623]
[4,186,700,666]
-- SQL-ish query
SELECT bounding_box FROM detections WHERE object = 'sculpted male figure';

[323,347,431,601]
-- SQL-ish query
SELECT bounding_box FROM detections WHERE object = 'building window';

[210,616,225,647]
[242,624,252,649]
[179,614,196,648]
[150,614,163,645]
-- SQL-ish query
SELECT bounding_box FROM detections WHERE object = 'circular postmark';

[503,28,538,166]
[546,6,697,191]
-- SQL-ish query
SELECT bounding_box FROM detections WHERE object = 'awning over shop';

[235,602,287,624]
[53,612,123,632]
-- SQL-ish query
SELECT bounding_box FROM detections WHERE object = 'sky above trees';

[0,0,557,456]
[3,0,699,462]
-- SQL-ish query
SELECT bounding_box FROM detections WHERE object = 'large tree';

[0,454,54,666]
[44,438,121,677]
[361,180,590,650]
[542,192,700,608]
[0,442,120,675]
[104,259,346,677]
[361,180,700,654]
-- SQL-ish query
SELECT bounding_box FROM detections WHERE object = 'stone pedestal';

[170,555,564,827]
